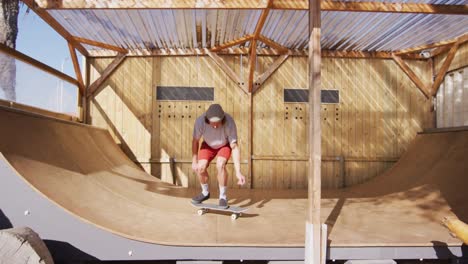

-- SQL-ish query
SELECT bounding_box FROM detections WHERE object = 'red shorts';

[199,142,232,164]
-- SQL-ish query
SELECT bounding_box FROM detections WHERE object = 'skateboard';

[191,202,249,220]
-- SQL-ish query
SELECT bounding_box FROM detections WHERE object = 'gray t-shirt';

[193,113,238,149]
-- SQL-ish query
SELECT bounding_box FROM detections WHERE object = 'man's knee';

[216,160,227,171]
[198,163,208,174]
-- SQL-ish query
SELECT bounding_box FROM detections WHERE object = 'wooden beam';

[248,93,253,189]
[0,43,79,86]
[429,45,452,58]
[211,35,253,52]
[86,48,427,59]
[205,50,248,94]
[248,1,272,92]
[258,35,289,54]
[35,0,467,14]
[396,34,468,55]
[87,53,127,98]
[0,98,79,122]
[252,155,399,162]
[321,1,468,15]
[253,54,289,94]
[73,36,128,53]
[68,42,85,96]
[151,155,399,163]
[323,50,425,59]
[22,0,89,56]
[248,40,257,93]
[431,41,461,96]
[253,2,272,39]
[392,54,431,99]
[306,0,322,262]
[36,0,272,9]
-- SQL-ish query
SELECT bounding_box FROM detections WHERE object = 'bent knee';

[198,163,208,174]
[216,161,227,171]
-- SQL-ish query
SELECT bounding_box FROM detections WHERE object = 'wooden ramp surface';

[0,106,466,247]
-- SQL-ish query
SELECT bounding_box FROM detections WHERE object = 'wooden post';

[306,0,323,263]
[248,93,254,189]
[68,42,85,95]
[83,55,90,123]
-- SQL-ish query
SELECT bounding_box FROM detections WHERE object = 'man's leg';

[216,157,228,186]
[195,142,215,196]
[192,159,211,203]
[215,144,232,207]
[197,159,210,185]
[216,157,228,206]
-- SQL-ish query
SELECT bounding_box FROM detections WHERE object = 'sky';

[0,4,81,116]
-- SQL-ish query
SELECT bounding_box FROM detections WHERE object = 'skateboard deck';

[191,202,249,220]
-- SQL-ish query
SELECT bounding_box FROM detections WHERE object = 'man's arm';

[230,142,246,185]
[192,138,199,171]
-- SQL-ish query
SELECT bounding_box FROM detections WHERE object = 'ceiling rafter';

[73,36,128,54]
[396,34,468,56]
[22,0,89,56]
[210,35,253,52]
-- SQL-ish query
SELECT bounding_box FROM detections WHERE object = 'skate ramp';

[0,105,466,251]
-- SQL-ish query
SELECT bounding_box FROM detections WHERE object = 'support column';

[305,0,323,262]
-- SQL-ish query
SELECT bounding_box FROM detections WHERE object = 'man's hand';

[236,172,246,186]
[192,161,198,173]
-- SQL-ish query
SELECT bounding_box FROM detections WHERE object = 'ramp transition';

[0,106,466,260]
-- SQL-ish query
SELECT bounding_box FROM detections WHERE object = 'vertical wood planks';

[88,55,435,189]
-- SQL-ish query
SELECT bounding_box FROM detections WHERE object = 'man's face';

[209,121,222,129]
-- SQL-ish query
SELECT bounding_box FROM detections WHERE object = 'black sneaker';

[191,192,210,204]
[218,198,229,209]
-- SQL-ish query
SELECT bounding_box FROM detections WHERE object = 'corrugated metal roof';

[280,10,468,52]
[48,3,468,53]
[51,9,260,51]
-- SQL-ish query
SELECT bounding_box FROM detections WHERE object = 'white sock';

[201,184,209,196]
[219,186,227,200]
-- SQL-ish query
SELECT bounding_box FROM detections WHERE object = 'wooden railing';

[0,99,79,122]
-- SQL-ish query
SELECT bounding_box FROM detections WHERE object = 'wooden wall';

[88,55,433,189]
[435,42,468,128]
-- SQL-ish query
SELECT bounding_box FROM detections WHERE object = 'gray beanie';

[206,104,225,122]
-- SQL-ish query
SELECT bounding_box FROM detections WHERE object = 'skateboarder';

[191,104,246,208]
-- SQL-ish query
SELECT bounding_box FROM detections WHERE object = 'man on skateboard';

[191,104,246,208]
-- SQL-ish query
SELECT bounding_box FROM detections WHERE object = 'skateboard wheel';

[231,213,239,220]
[197,209,205,216]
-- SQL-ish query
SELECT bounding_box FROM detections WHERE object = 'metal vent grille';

[156,86,214,101]
[284,89,340,104]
